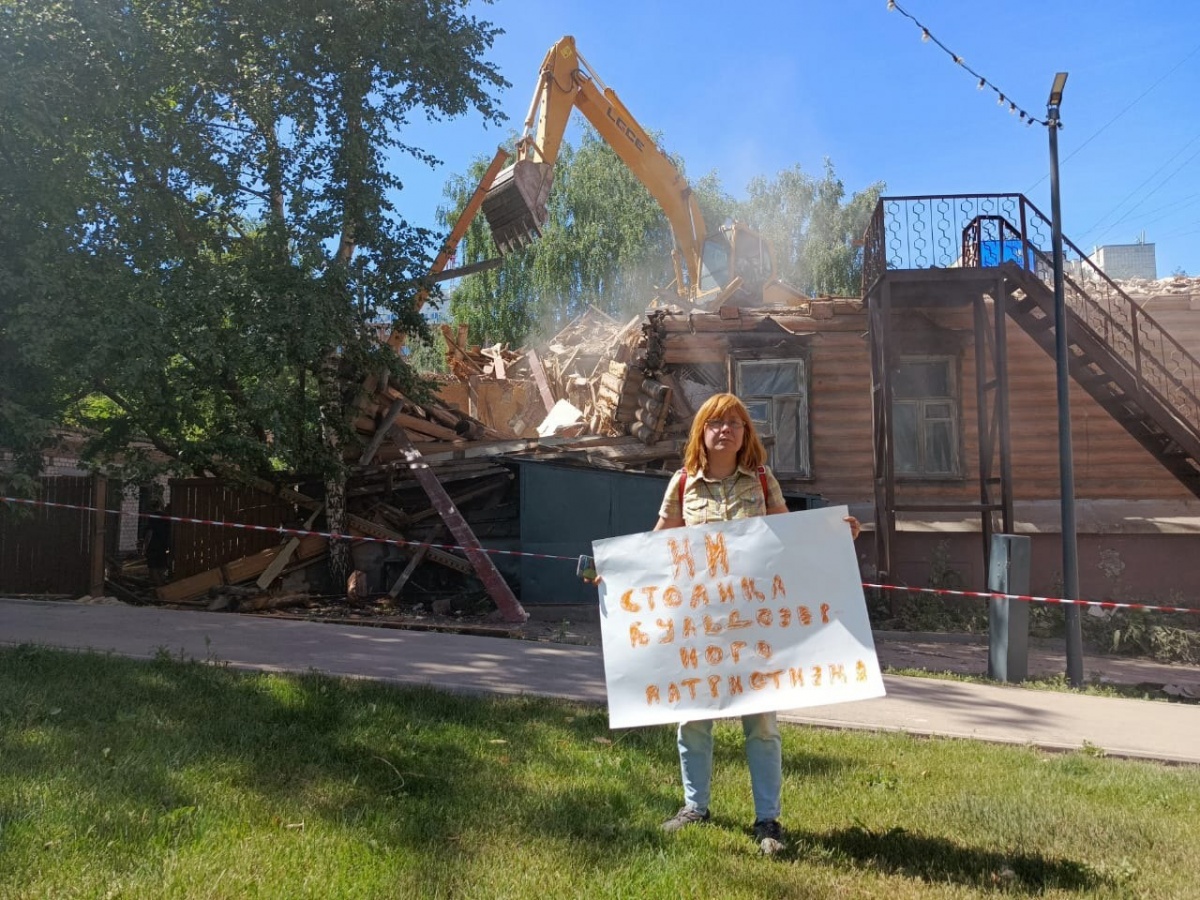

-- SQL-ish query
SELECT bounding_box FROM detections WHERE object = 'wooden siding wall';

[169,479,298,579]
[762,301,1194,507]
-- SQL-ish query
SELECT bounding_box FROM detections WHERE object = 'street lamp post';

[1047,72,1084,687]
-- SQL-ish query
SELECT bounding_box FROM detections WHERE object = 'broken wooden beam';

[389,427,528,623]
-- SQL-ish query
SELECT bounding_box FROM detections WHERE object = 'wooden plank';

[663,347,728,364]
[387,545,430,599]
[359,398,407,465]
[221,533,327,584]
[658,372,693,418]
[346,512,474,575]
[525,348,557,413]
[389,427,528,622]
[257,506,323,589]
[156,568,224,604]
[394,412,461,443]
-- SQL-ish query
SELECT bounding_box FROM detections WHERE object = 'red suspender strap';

[757,465,769,503]
[678,468,687,508]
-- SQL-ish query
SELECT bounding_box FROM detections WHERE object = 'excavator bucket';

[481,160,554,255]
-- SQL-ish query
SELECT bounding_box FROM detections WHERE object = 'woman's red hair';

[682,393,767,475]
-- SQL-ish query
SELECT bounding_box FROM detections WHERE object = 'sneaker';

[753,818,786,855]
[661,805,710,832]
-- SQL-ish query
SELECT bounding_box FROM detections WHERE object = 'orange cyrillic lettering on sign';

[707,674,722,698]
[798,605,812,626]
[730,640,747,663]
[680,678,701,700]
[704,645,724,666]
[856,659,869,682]
[728,609,753,630]
[750,670,785,691]
[646,685,661,705]
[629,622,650,648]
[662,585,683,608]
[756,640,773,660]
[705,532,729,577]
[820,602,831,624]
[829,663,846,684]
[755,608,772,628]
[621,589,639,613]
[682,617,698,639]
[717,581,736,604]
[690,584,710,608]
[771,574,787,599]
[741,577,766,603]
[728,674,744,695]
[789,667,805,687]
[656,618,675,644]
[667,682,682,703]
[703,614,724,636]
[640,585,659,611]
[811,666,823,687]
[667,536,696,581]
[679,646,699,669]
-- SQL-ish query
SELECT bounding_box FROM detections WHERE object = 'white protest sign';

[593,506,884,729]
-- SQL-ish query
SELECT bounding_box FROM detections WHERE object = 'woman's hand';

[844,516,861,541]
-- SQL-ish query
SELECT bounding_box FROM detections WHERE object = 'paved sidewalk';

[3,598,1200,765]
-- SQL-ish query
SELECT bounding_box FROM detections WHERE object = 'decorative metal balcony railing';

[862,194,1200,450]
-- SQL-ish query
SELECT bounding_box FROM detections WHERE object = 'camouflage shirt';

[658,465,785,526]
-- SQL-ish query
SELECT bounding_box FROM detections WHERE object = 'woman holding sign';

[654,392,859,856]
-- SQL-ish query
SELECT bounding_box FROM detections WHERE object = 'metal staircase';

[961,207,1200,499]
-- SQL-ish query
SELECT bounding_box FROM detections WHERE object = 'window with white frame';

[735,358,810,477]
[893,356,960,477]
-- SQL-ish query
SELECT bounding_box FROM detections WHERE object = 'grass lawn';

[1,645,1197,899]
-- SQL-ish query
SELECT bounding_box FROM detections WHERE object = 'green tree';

[740,160,884,297]
[0,0,506,578]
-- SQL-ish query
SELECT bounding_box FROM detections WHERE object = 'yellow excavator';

[434,35,806,310]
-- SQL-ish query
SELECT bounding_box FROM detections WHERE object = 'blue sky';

[393,0,1200,279]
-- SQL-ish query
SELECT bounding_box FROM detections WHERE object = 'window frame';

[892,354,963,480]
[732,353,812,478]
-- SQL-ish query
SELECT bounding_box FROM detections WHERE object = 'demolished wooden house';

[131,194,1200,620]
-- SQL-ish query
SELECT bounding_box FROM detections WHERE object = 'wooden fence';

[0,475,119,595]
[168,479,299,579]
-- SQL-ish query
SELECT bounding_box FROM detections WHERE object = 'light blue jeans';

[677,712,782,821]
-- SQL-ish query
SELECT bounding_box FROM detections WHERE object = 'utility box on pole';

[987,534,1031,683]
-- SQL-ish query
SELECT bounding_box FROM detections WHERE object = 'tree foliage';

[741,159,884,298]
[0,0,506,488]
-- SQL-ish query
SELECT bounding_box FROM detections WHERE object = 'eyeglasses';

[704,419,745,432]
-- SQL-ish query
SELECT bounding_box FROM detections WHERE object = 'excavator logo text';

[605,106,644,153]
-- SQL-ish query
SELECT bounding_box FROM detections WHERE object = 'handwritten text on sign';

[593,506,884,729]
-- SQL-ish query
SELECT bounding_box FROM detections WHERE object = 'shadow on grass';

[0,644,683,886]
[796,823,1106,894]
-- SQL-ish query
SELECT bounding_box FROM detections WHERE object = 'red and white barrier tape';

[4,494,1198,616]
[861,582,1200,617]
[0,495,568,563]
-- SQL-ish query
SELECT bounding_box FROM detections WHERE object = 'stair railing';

[962,202,1200,440]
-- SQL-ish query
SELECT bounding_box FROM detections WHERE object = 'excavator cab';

[481,159,554,254]
[698,222,776,296]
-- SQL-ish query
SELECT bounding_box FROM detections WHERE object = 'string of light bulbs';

[886,0,1050,127]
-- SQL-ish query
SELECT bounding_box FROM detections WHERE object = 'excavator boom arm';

[484,36,706,296]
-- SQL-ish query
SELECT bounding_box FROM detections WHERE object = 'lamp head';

[1048,72,1068,108]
